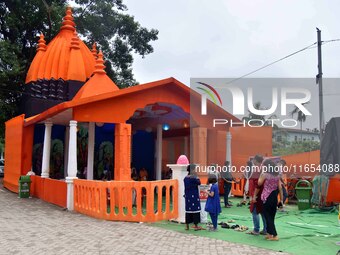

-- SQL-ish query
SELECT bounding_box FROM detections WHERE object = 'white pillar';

[86,122,95,180]
[64,126,69,179]
[156,124,162,180]
[226,131,232,164]
[66,120,78,211]
[41,121,53,178]
[166,164,188,223]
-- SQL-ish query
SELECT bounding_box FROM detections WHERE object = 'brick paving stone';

[0,180,289,255]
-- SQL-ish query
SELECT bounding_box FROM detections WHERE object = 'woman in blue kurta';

[184,164,201,230]
[205,174,222,231]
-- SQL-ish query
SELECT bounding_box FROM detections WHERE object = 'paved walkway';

[0,180,287,255]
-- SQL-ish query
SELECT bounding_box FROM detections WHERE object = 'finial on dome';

[61,6,76,32]
[37,33,47,52]
[94,50,106,74]
[70,31,80,50]
[91,43,98,59]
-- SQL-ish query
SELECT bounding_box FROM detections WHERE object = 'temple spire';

[94,51,106,74]
[37,33,47,52]
[91,43,98,59]
[61,6,76,32]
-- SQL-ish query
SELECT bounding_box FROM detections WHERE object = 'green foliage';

[0,137,4,154]
[0,0,66,143]
[291,104,307,123]
[96,141,113,179]
[77,125,88,176]
[290,103,308,140]
[50,139,64,178]
[0,0,158,141]
[273,140,320,156]
[0,41,25,141]
[73,0,158,87]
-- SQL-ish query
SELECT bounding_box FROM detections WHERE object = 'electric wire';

[225,42,317,85]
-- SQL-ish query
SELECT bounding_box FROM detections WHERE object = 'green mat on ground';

[150,198,340,255]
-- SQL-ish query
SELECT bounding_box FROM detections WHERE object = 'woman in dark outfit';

[256,159,283,241]
[205,174,222,231]
[184,164,202,230]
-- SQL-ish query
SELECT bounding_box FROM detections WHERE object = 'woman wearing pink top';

[256,160,283,241]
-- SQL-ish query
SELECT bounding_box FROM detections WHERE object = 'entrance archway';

[127,102,194,180]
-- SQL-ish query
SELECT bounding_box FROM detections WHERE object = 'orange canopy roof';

[25,7,95,84]
[23,77,240,127]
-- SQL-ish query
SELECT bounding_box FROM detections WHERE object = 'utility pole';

[316,28,325,144]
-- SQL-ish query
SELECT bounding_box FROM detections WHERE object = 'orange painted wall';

[30,176,67,208]
[282,150,320,178]
[216,130,227,166]
[281,150,340,204]
[207,129,218,165]
[30,175,44,199]
[206,129,227,166]
[21,125,34,175]
[162,137,187,177]
[72,81,236,132]
[174,140,183,162]
[73,85,190,124]
[43,178,67,207]
[231,126,272,178]
[4,115,25,192]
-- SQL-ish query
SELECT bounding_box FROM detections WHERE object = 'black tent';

[312,117,340,207]
[320,117,340,176]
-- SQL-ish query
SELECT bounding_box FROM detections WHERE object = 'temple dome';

[25,7,95,84]
[73,51,119,100]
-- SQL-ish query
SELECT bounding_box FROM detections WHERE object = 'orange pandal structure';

[74,179,178,222]
[30,176,67,208]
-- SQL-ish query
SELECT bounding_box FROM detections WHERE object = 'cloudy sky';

[124,0,340,129]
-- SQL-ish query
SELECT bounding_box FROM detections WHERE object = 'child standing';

[205,174,222,231]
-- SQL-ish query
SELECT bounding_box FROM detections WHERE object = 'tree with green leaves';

[272,140,320,156]
[0,0,159,143]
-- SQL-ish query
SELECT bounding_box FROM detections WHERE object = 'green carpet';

[150,198,340,255]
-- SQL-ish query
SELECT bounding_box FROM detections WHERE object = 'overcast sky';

[124,0,340,129]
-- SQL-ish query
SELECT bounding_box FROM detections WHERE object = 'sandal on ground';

[246,230,260,235]
[240,226,249,231]
[208,227,217,232]
[221,223,230,229]
[192,225,201,229]
[267,236,279,241]
[230,224,240,229]
[194,226,205,231]
[235,226,248,232]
